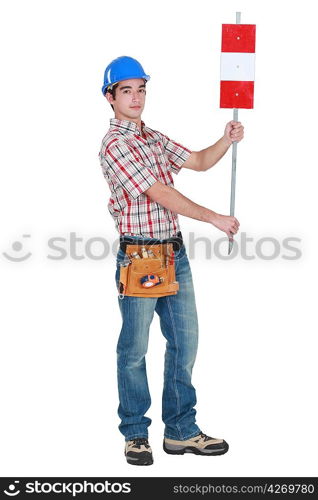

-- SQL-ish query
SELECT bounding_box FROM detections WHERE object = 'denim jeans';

[115,240,201,441]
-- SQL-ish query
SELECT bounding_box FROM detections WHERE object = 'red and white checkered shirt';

[99,118,192,239]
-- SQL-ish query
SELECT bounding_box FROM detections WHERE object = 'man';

[99,56,243,466]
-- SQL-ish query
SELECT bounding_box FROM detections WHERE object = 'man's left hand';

[224,120,244,144]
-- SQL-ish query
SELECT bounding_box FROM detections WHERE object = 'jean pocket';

[116,248,129,267]
[174,244,186,261]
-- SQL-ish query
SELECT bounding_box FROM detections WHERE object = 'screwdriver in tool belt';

[141,247,148,258]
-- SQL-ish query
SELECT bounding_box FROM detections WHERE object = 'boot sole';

[125,451,154,466]
[163,440,229,456]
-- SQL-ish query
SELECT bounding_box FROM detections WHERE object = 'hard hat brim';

[102,74,150,95]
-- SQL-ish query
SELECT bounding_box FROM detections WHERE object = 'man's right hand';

[210,213,240,239]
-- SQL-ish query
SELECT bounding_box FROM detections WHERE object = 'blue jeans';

[115,241,201,441]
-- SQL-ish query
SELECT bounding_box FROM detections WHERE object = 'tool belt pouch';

[118,243,179,298]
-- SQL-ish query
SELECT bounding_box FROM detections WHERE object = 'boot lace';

[199,432,214,442]
[132,438,150,449]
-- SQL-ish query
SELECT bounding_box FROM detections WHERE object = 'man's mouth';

[130,106,141,109]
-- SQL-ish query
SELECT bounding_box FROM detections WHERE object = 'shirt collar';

[109,118,146,136]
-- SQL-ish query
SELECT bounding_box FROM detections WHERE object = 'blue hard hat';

[101,56,150,95]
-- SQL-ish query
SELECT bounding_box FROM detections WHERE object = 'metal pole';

[228,11,241,255]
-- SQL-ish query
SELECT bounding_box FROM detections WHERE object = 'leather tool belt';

[119,231,183,253]
[117,233,183,298]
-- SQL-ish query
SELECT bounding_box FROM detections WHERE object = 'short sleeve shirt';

[99,118,191,239]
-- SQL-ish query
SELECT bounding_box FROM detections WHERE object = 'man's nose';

[132,91,141,102]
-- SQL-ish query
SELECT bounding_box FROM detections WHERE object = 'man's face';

[106,78,146,121]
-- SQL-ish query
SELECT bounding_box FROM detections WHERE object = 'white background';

[1,0,317,478]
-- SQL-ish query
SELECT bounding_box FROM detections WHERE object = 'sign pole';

[228,11,241,255]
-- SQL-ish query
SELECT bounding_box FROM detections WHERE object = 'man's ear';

[105,92,114,105]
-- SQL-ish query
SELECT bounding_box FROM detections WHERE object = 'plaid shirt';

[99,118,191,239]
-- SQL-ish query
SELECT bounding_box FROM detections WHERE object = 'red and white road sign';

[220,24,256,109]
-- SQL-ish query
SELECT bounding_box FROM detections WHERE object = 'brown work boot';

[163,432,229,456]
[125,437,153,465]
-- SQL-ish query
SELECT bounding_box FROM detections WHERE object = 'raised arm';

[183,121,244,172]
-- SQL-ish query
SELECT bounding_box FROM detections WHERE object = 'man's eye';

[139,89,146,93]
